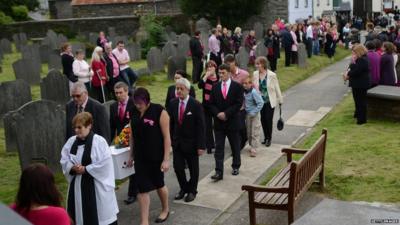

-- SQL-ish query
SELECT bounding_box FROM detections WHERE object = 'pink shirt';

[108,53,120,78]
[112,48,130,70]
[11,205,70,225]
[208,34,220,55]
[231,67,249,84]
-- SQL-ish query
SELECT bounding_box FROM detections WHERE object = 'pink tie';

[222,82,227,99]
[119,102,125,121]
[179,101,185,125]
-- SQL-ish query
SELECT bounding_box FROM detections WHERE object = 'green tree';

[178,0,264,28]
[0,0,38,18]
[12,5,29,21]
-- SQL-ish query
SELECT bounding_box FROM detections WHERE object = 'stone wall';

[49,0,73,19]
[244,0,288,30]
[72,0,180,18]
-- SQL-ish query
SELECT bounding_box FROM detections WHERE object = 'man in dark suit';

[168,78,206,202]
[165,70,196,109]
[209,64,244,181]
[190,31,204,84]
[281,24,294,67]
[110,82,138,204]
[66,82,110,142]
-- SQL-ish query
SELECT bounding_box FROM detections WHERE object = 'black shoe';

[211,173,223,181]
[232,168,239,176]
[261,139,267,144]
[184,193,196,202]
[174,190,186,200]
[265,139,271,147]
[123,196,136,205]
[155,212,169,223]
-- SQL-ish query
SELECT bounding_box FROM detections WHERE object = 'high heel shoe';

[155,212,169,223]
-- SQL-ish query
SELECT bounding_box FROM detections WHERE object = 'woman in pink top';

[11,163,70,225]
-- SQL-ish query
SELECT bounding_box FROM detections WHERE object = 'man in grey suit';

[66,82,110,142]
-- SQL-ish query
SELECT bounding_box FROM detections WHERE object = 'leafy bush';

[12,5,28,21]
[140,15,165,57]
[0,11,13,25]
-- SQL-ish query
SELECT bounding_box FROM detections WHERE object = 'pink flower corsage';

[144,118,154,126]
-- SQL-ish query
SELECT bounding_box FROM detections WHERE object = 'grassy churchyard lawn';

[0,46,350,204]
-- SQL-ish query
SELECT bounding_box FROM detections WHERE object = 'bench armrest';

[281,147,308,162]
[242,184,289,193]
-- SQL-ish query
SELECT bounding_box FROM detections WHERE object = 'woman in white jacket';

[252,56,283,147]
[73,49,93,91]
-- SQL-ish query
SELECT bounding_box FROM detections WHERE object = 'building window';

[317,0,320,6]
[295,0,299,8]
[327,0,330,6]
[305,0,308,8]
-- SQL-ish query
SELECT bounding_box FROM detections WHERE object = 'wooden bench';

[242,129,328,225]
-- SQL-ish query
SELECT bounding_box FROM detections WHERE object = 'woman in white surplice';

[60,112,119,225]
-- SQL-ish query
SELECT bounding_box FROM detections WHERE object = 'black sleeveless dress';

[131,103,165,193]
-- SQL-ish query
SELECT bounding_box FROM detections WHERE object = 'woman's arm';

[159,110,171,172]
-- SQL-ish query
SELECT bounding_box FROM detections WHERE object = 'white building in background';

[288,0,313,23]
[313,0,333,18]
[38,0,49,9]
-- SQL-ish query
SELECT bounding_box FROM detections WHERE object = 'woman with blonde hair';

[91,46,108,102]
[232,27,242,55]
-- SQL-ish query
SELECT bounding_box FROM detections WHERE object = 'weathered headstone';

[39,45,50,63]
[162,41,177,63]
[196,18,211,33]
[71,42,86,54]
[46,30,59,50]
[102,100,116,121]
[167,55,187,80]
[40,70,70,104]
[58,34,68,46]
[0,79,32,116]
[108,27,117,38]
[235,47,249,70]
[111,36,128,46]
[48,50,62,71]
[0,38,12,54]
[11,100,65,172]
[21,44,42,72]
[126,42,141,61]
[200,31,209,54]
[254,22,264,41]
[136,68,150,77]
[242,31,250,46]
[298,43,307,68]
[89,32,98,45]
[166,32,178,42]
[4,111,17,152]
[135,27,149,44]
[146,47,164,73]
[177,33,191,58]
[12,33,27,51]
[255,42,267,57]
[12,59,41,85]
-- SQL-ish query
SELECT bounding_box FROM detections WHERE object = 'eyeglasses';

[72,94,82,99]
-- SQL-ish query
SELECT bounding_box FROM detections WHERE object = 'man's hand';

[197,149,205,156]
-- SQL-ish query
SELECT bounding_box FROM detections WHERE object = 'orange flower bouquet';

[114,124,131,149]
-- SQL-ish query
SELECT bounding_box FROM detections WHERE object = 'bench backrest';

[289,129,327,203]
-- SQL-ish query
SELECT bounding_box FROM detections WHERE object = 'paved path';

[116,57,353,225]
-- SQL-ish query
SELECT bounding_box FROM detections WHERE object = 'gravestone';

[242,31,250,46]
[108,27,117,38]
[0,38,12,54]
[167,56,186,80]
[102,100,116,121]
[126,43,141,61]
[46,30,59,50]
[135,27,149,44]
[11,100,65,172]
[146,47,164,73]
[177,33,191,58]
[235,47,249,70]
[255,42,267,57]
[21,44,42,73]
[4,111,17,152]
[0,79,32,116]
[167,32,178,42]
[12,33,28,51]
[12,59,41,85]
[71,42,86,54]
[196,18,211,33]
[39,45,50,63]
[254,22,264,41]
[162,41,177,63]
[58,34,68,47]
[136,68,150,77]
[200,31,209,55]
[48,50,62,71]
[298,43,307,68]
[40,70,70,104]
[112,36,128,46]
[89,32,98,45]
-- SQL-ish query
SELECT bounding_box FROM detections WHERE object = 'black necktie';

[77,105,83,114]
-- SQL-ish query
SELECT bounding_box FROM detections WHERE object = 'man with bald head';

[66,82,110,142]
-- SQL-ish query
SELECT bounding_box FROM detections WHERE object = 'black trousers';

[204,109,215,149]
[267,55,278,72]
[192,56,203,84]
[92,86,107,103]
[173,148,199,194]
[306,38,313,58]
[284,47,291,67]
[352,88,368,124]
[260,103,275,142]
[210,52,222,68]
[291,51,298,64]
[127,174,138,197]
[214,129,241,175]
[239,110,247,149]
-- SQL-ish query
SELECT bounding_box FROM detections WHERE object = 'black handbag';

[277,104,284,131]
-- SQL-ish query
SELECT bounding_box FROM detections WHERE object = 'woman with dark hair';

[11,163,70,225]
[164,70,196,109]
[61,42,77,90]
[380,42,397,86]
[129,87,171,224]
[264,25,280,72]
[96,31,109,50]
[198,60,219,154]
[61,112,119,225]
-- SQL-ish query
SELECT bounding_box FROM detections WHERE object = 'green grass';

[0,47,350,204]
[262,96,400,203]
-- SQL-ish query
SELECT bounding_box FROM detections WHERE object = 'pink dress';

[11,204,70,225]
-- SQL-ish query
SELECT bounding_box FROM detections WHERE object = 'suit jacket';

[165,85,196,109]
[348,55,371,88]
[168,96,206,154]
[190,37,203,58]
[66,97,111,143]
[281,29,294,49]
[209,80,244,131]
[109,97,135,143]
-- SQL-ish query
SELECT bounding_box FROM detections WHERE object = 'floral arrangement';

[114,125,131,149]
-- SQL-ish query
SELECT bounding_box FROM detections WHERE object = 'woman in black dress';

[129,87,171,225]
[61,42,77,91]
